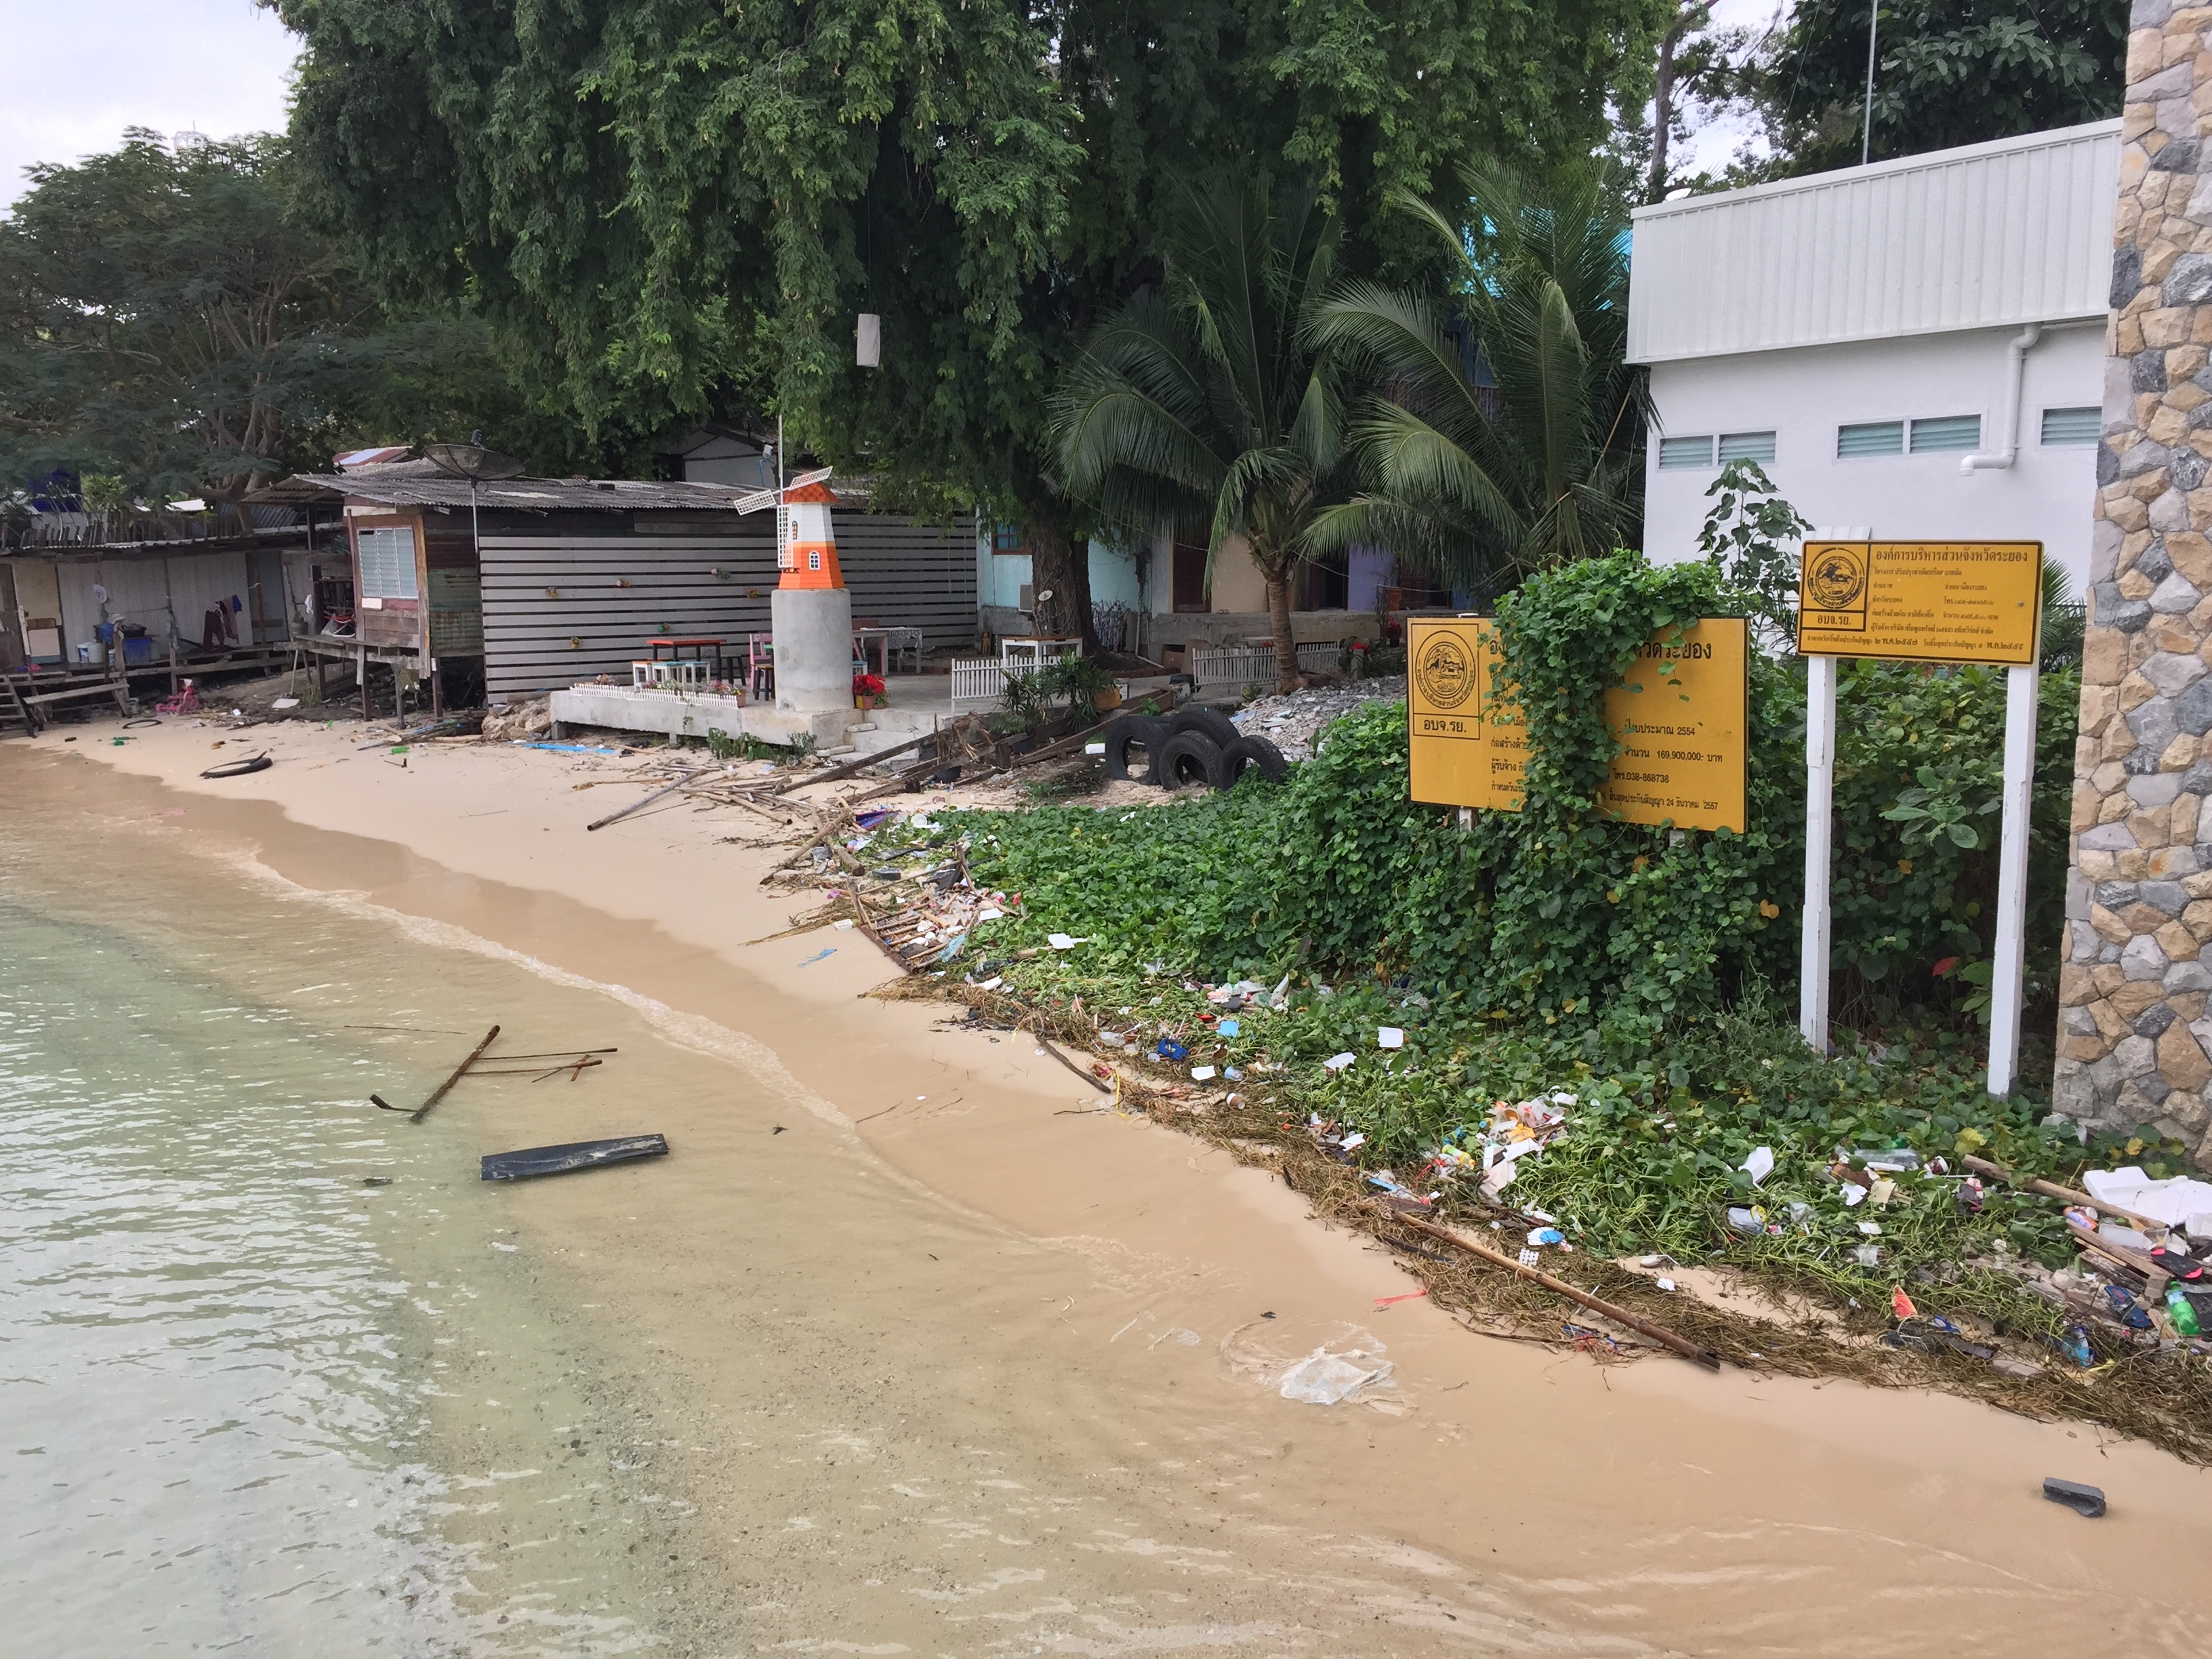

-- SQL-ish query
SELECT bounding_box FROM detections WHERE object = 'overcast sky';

[0,0,299,212]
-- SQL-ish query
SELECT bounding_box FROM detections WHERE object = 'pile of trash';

[1228,676,1407,762]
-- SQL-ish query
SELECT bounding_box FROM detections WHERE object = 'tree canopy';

[274,0,1671,559]
[1311,163,1645,596]
[1052,181,1345,688]
[0,129,560,505]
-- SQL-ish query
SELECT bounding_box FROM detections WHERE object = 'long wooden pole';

[588,770,702,832]
[1963,1153,2171,1239]
[408,1024,501,1123]
[1396,1214,1721,1370]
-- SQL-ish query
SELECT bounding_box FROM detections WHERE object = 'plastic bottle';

[2167,1283,2201,1338]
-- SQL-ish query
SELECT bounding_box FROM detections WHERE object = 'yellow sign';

[1597,617,1749,834]
[1409,617,1745,830]
[1796,540,2043,664]
[1408,618,1525,811]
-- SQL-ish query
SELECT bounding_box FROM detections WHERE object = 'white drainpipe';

[1959,323,2045,474]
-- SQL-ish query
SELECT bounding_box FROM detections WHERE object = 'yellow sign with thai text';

[1407,618,1524,811]
[1796,540,2043,664]
[1410,617,1745,830]
[1596,617,1749,834]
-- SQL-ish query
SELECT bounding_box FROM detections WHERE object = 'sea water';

[0,804,688,1656]
[0,881,464,1650]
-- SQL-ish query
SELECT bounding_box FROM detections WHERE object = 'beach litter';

[481,1134,670,1181]
[2042,1477,2106,1519]
[1277,1345,1396,1406]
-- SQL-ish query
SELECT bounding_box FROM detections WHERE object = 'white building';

[1630,119,2121,588]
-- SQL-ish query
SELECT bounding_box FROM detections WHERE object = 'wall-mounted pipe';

[1960,323,2045,474]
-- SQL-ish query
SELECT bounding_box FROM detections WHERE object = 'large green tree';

[0,129,558,507]
[1757,0,2125,173]
[273,0,1668,647]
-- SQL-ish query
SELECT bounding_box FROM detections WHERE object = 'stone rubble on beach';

[1228,676,1405,762]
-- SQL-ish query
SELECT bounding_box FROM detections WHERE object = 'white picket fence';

[949,657,1007,711]
[1190,641,1346,688]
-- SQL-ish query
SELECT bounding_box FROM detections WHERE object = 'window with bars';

[992,522,1027,554]
[1718,431,1776,464]
[1658,434,1714,470]
[355,527,418,600]
[1910,414,1982,453]
[2041,406,2101,447]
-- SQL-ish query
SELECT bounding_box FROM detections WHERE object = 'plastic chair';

[747,634,775,700]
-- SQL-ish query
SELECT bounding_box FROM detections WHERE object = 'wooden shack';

[253,459,977,708]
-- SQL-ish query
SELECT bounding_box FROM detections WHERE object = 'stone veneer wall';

[2056,0,2212,1150]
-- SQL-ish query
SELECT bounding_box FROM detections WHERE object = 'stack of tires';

[1101,705,1288,792]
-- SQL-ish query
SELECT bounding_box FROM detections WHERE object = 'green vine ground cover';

[863,552,2203,1372]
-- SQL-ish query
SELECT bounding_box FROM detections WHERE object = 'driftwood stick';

[1027,1025,1113,1093]
[770,732,935,794]
[588,771,703,832]
[1395,1215,1721,1370]
[408,1024,501,1123]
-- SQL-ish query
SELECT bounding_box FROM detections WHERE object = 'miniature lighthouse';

[768,478,853,718]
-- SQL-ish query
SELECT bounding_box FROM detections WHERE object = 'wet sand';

[13,712,2212,1656]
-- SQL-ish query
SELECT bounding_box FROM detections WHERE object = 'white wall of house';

[1644,323,2105,583]
[1631,119,2118,592]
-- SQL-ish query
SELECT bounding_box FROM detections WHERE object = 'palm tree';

[1050,181,1343,693]
[1307,162,1645,596]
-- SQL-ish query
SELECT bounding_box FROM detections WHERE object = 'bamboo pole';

[1963,1153,2172,1239]
[588,770,704,831]
[407,1024,501,1123]
[1395,1214,1721,1370]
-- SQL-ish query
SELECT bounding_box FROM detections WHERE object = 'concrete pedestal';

[772,587,855,716]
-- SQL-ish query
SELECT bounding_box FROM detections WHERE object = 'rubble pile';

[1228,676,1406,761]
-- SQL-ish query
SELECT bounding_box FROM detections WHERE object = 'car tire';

[1155,730,1227,791]
[1167,704,1241,749]
[1103,715,1166,783]
[1219,735,1288,786]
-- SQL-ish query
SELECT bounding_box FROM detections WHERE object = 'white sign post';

[1984,661,2041,1097]
[1795,539,2043,1098]
[1799,653,1837,1052]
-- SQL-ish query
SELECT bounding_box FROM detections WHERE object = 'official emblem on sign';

[1805,544,1866,611]
[1415,629,1476,710]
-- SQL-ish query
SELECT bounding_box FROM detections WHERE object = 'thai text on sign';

[1796,540,2043,665]
[1597,618,1749,834]
[1407,619,1524,811]
[1407,616,1747,833]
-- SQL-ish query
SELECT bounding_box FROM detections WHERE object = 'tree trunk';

[1024,495,1101,656]
[1266,565,1297,695]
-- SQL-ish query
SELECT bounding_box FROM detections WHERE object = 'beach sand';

[12,708,2212,1656]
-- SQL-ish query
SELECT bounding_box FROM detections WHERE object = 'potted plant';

[852,670,886,710]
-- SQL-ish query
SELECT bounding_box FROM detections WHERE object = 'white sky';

[1673,0,1793,177]
[0,0,300,212]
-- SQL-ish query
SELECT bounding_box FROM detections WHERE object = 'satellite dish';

[423,443,525,481]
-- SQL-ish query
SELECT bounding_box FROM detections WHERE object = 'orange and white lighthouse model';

[767,477,855,718]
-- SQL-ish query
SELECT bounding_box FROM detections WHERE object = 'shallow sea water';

[0,805,724,1655]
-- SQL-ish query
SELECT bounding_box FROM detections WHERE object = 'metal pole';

[1801,653,1837,1051]
[1862,0,1879,166]
[1986,661,2041,1097]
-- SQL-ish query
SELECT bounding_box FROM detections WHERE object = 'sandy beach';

[9,708,2212,1656]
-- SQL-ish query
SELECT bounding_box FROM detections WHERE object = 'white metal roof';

[1627,119,2120,364]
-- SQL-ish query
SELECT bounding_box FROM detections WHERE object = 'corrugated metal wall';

[478,512,976,699]
[1629,119,2120,364]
